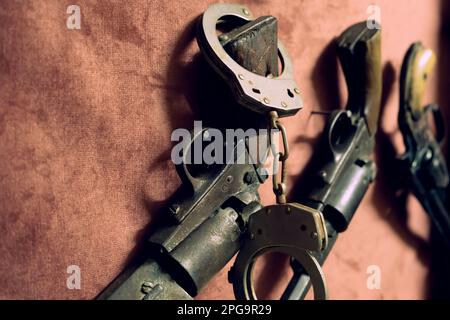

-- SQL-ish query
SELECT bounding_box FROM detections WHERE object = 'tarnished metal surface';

[197,3,302,117]
[150,137,260,252]
[97,258,192,300]
[170,207,244,296]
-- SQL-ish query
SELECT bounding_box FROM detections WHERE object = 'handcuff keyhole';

[300,225,307,231]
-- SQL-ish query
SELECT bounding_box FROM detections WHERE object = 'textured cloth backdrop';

[0,0,446,299]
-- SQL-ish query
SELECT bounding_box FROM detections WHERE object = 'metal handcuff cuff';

[197,3,329,300]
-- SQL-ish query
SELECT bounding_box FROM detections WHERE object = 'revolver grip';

[400,42,436,118]
[337,21,382,136]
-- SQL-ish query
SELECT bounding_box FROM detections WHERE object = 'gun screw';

[294,88,301,94]
[219,34,228,42]
[141,282,163,300]
[311,232,318,240]
[244,172,256,184]
[242,8,250,15]
[319,171,327,180]
[141,282,155,294]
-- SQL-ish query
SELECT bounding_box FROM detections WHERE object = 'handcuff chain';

[269,111,289,204]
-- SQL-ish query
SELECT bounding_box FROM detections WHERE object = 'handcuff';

[196,3,328,300]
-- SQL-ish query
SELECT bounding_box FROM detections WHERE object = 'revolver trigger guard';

[230,203,328,300]
[326,109,356,158]
[175,126,212,191]
[196,3,302,117]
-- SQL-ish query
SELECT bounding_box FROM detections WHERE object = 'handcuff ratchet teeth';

[230,203,328,300]
[197,3,302,117]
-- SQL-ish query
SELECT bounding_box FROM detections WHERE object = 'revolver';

[282,21,382,299]
[98,134,264,299]
[397,42,450,248]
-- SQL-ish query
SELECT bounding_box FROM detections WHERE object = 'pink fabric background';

[0,0,448,299]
